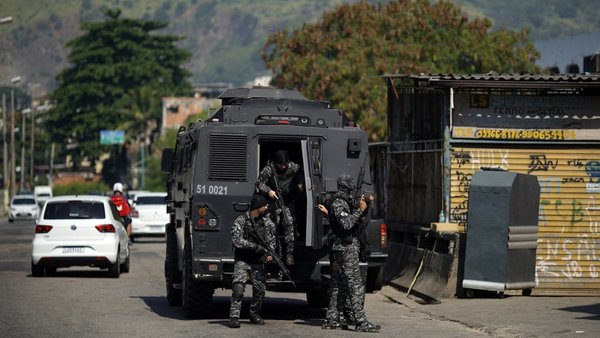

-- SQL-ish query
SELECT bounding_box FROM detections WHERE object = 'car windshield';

[136,196,166,205]
[44,201,106,219]
[13,198,36,205]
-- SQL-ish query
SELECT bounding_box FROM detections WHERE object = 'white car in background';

[130,192,168,241]
[9,195,39,222]
[31,195,130,278]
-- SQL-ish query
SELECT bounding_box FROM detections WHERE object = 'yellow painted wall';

[451,147,600,295]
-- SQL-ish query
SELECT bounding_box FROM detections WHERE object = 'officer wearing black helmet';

[256,150,304,266]
[323,173,380,333]
[229,194,277,328]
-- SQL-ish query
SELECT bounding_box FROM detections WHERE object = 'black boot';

[249,313,265,325]
[355,320,381,332]
[321,319,342,330]
[229,317,240,328]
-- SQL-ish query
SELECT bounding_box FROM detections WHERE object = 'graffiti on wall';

[451,147,600,284]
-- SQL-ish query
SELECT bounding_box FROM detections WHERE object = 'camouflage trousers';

[332,238,367,324]
[325,256,352,321]
[276,205,296,261]
[229,260,266,319]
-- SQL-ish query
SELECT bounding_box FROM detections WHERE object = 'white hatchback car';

[130,192,168,241]
[31,195,130,278]
[9,195,39,222]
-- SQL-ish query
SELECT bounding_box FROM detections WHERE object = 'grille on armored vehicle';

[208,134,248,180]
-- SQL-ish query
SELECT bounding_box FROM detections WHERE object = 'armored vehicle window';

[208,133,248,181]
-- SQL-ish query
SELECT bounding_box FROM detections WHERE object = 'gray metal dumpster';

[462,169,540,296]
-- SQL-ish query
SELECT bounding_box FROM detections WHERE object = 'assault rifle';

[250,223,296,287]
[353,155,370,210]
[272,173,294,228]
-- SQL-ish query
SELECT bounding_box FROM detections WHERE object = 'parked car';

[31,195,130,277]
[9,195,39,222]
[33,185,53,207]
[130,192,168,241]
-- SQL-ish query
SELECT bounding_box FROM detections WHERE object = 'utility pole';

[10,76,20,198]
[20,107,27,190]
[2,93,7,213]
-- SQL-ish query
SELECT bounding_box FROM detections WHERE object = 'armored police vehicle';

[161,87,387,317]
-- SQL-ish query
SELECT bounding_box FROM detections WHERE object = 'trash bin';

[462,169,540,296]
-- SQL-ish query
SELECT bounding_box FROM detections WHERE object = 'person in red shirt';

[111,182,132,241]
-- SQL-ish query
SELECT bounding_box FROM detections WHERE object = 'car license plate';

[62,247,84,254]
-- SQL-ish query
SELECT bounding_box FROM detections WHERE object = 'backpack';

[111,195,131,217]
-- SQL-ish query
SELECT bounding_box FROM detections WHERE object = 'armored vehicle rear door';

[302,138,324,249]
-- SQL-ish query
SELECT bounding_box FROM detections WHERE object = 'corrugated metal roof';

[383,73,600,88]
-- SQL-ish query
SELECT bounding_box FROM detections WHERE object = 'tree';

[47,8,191,166]
[261,0,540,141]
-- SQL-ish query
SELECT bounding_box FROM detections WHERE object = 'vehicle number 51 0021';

[196,184,228,195]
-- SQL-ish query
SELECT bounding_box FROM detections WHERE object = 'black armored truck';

[161,87,387,317]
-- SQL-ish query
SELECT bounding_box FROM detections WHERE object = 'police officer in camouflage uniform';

[317,203,352,330]
[327,173,380,332]
[256,150,304,266]
[229,194,277,329]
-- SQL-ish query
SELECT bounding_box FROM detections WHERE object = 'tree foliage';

[261,0,540,140]
[47,8,191,163]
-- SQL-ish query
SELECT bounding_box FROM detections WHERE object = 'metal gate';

[450,146,600,295]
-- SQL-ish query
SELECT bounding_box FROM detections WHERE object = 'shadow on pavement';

[559,304,600,320]
[137,294,326,323]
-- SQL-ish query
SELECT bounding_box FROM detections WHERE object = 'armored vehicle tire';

[306,288,328,308]
[45,267,57,275]
[165,228,182,306]
[108,249,121,278]
[182,240,214,318]
[366,267,383,293]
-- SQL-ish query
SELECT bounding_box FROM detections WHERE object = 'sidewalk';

[379,285,600,337]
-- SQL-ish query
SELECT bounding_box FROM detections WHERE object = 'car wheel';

[108,248,121,278]
[9,218,14,223]
[45,267,57,275]
[121,251,130,273]
[366,267,384,293]
[31,262,44,277]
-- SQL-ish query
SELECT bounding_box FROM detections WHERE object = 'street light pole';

[20,107,27,190]
[10,76,20,198]
[2,93,7,212]
[10,86,15,197]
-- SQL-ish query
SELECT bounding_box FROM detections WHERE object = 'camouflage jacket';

[256,161,302,200]
[231,211,276,264]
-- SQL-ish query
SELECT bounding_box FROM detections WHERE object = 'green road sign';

[100,130,125,145]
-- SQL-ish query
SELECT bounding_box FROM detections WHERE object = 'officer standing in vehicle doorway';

[229,194,276,329]
[256,150,304,266]
[327,173,380,332]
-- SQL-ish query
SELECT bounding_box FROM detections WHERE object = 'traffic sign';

[100,130,125,145]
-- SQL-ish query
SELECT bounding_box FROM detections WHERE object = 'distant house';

[160,83,233,134]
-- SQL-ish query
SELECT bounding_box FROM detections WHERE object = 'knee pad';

[232,282,245,298]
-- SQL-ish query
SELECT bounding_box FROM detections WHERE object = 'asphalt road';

[2,218,598,337]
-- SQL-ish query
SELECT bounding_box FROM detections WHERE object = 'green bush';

[53,181,110,196]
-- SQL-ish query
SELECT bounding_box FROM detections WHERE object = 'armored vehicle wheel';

[165,227,182,306]
[366,267,383,293]
[306,288,328,308]
[182,240,214,318]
